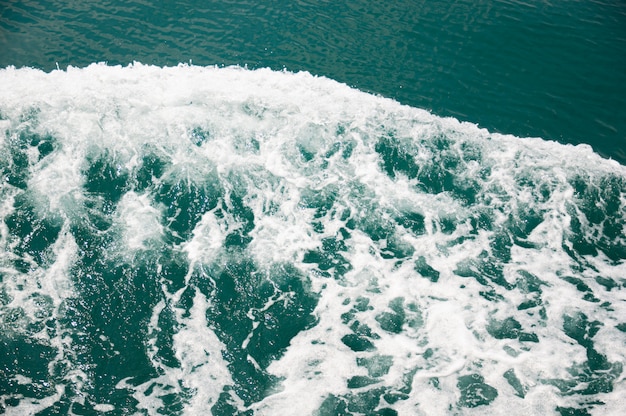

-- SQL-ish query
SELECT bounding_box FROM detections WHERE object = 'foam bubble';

[116,191,163,251]
[1,63,624,415]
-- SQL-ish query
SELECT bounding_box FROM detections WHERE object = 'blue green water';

[1,0,625,163]
[1,2,625,416]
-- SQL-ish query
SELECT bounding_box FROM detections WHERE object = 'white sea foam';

[116,191,164,251]
[138,291,233,414]
[0,63,625,415]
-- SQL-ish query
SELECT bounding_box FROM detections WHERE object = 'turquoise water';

[1,2,626,416]
[1,0,625,163]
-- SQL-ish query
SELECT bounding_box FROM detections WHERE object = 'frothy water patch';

[0,63,625,415]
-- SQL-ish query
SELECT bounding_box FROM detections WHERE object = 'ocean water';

[1,2,625,416]
[1,0,626,163]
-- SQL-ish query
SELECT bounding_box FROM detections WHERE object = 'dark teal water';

[1,0,625,163]
[1,2,626,416]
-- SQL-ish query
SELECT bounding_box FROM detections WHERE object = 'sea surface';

[1,1,625,415]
